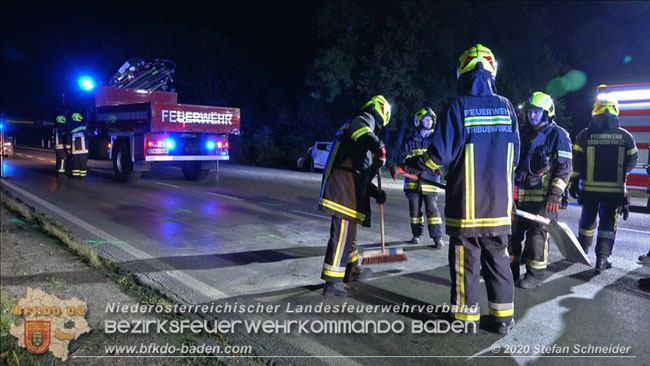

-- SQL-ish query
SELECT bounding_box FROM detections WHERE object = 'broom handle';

[378,171,386,253]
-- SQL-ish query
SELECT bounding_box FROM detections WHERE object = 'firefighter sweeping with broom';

[319,95,404,297]
[403,44,520,333]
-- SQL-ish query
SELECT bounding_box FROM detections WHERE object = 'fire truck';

[595,83,650,196]
[88,59,240,183]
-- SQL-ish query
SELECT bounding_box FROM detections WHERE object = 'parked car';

[297,141,332,172]
[1,136,13,157]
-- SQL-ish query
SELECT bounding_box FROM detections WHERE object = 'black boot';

[487,317,515,335]
[431,237,444,250]
[595,257,612,272]
[323,282,357,297]
[344,264,373,283]
[409,235,421,245]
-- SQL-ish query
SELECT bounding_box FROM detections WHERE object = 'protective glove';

[546,193,561,214]
[619,192,631,221]
[371,146,387,171]
[529,149,550,176]
[368,183,387,205]
[568,178,580,199]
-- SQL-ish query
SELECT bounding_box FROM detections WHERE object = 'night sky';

[2,1,649,132]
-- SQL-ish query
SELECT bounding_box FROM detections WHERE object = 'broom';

[362,171,408,264]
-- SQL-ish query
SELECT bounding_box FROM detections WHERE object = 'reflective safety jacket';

[516,122,572,203]
[67,123,90,155]
[53,123,69,150]
[572,116,638,199]
[413,70,520,237]
[319,111,384,227]
[401,130,441,194]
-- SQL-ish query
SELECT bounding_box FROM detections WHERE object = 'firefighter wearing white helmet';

[400,107,444,248]
[404,44,520,334]
[509,92,572,288]
[569,96,638,272]
[319,95,391,296]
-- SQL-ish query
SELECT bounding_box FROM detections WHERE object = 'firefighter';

[401,107,444,248]
[404,44,520,334]
[509,92,572,288]
[569,97,638,271]
[53,115,70,177]
[319,95,391,296]
[67,112,90,179]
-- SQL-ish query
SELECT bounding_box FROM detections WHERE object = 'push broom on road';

[389,165,591,266]
[362,171,408,265]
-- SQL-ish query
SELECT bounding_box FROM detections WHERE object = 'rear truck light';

[164,138,175,150]
[206,141,216,150]
[108,143,111,149]
[216,141,223,149]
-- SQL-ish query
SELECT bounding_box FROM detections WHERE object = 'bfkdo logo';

[10,288,90,361]
[24,321,51,354]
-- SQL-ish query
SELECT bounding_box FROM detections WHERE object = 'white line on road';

[618,227,650,234]
[288,209,330,220]
[206,192,243,201]
[37,158,45,161]
[0,179,228,301]
[25,155,33,158]
[153,181,181,188]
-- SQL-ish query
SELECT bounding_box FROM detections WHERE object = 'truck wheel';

[113,141,141,183]
[182,161,209,181]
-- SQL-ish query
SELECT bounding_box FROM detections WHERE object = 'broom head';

[362,248,408,265]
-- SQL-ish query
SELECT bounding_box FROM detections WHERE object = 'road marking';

[618,227,650,234]
[0,179,228,302]
[15,153,23,156]
[37,157,45,161]
[288,209,329,220]
[153,181,181,188]
[207,192,243,201]
[25,155,33,158]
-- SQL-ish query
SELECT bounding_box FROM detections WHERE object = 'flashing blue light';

[206,141,216,150]
[164,138,175,149]
[78,76,95,91]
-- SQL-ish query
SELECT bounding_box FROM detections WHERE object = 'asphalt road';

[1,146,649,365]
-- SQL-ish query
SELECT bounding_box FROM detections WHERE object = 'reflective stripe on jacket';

[401,130,441,193]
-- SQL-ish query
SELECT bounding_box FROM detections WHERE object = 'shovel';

[390,165,591,266]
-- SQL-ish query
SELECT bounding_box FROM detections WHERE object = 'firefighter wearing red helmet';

[404,44,520,334]
[319,95,391,296]
[401,107,444,248]
[509,92,572,289]
[569,96,638,271]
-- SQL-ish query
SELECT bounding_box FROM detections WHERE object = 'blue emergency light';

[78,76,96,91]
[206,141,216,150]
[164,138,176,150]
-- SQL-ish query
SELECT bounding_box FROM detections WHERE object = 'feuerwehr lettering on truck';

[162,109,233,125]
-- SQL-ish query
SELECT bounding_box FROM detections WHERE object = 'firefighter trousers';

[578,198,619,258]
[406,191,442,238]
[510,203,553,279]
[449,235,514,322]
[55,149,67,175]
[70,153,88,178]
[321,216,359,282]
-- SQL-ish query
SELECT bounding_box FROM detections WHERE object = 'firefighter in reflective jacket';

[66,112,90,179]
[319,95,391,297]
[53,115,70,177]
[401,107,444,248]
[405,44,520,334]
[569,97,638,271]
[509,92,572,288]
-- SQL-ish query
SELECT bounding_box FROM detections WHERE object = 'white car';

[1,136,13,157]
[297,141,332,172]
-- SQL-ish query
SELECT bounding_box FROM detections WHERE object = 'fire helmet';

[592,98,619,117]
[457,44,498,79]
[414,108,436,128]
[362,95,392,127]
[56,115,66,124]
[71,113,83,122]
[527,92,555,118]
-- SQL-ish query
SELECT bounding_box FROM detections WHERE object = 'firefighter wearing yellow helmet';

[319,95,391,296]
[569,96,638,272]
[404,44,519,334]
[52,115,70,177]
[400,107,444,248]
[66,112,91,179]
[509,92,572,289]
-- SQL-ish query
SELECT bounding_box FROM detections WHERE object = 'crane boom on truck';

[88,58,240,183]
